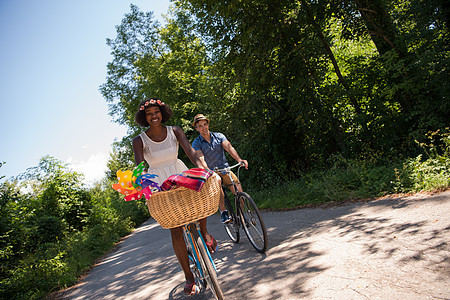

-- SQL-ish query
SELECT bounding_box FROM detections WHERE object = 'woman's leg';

[198,218,217,252]
[170,227,194,283]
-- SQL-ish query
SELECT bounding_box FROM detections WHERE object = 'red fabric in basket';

[161,168,213,192]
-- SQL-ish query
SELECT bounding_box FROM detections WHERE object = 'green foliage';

[99,0,449,202]
[105,141,135,181]
[253,155,397,210]
[17,156,92,234]
[3,1,447,297]
[89,179,150,228]
[100,4,213,137]
[394,155,450,192]
[254,130,450,209]
[394,129,450,192]
[169,0,449,188]
[0,161,5,181]
[255,155,449,210]
[3,243,73,300]
[0,156,149,299]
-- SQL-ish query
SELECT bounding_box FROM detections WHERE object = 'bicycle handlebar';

[213,162,244,173]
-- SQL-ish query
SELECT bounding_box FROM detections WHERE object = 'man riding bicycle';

[192,114,248,224]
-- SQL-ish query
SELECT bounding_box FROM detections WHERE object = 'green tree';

[101,4,212,130]
[105,140,135,181]
[0,180,25,282]
[178,0,449,163]
[101,4,216,168]
[102,0,449,188]
[333,0,450,132]
[0,161,5,181]
[176,0,362,183]
[1,156,146,299]
[19,156,92,234]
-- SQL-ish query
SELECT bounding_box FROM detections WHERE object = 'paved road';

[57,190,450,300]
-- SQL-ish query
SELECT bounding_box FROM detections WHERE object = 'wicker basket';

[146,177,220,229]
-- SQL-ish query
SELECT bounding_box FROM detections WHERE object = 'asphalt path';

[56,190,450,299]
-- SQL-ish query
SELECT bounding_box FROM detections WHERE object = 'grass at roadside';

[251,154,450,210]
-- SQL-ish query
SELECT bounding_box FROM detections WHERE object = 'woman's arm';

[195,150,210,169]
[173,126,205,168]
[132,135,146,167]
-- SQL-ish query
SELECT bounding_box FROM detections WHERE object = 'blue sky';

[0,0,171,184]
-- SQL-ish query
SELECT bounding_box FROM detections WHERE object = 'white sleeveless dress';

[139,126,188,186]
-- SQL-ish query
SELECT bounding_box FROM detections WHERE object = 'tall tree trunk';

[353,0,405,57]
[353,0,412,112]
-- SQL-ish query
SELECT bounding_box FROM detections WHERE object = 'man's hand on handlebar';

[239,160,248,169]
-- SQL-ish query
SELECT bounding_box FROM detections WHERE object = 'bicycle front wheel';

[238,192,268,253]
[188,224,224,300]
[184,230,206,291]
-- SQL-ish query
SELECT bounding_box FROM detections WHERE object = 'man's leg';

[216,173,231,223]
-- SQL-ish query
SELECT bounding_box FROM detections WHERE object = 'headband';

[140,99,165,111]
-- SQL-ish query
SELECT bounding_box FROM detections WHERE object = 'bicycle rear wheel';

[223,189,240,243]
[188,224,224,300]
[238,192,268,253]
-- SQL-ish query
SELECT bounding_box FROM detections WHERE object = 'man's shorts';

[216,171,240,187]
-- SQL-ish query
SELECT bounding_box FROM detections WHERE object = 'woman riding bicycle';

[192,114,248,223]
[132,99,218,295]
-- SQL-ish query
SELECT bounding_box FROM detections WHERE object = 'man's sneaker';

[221,211,231,224]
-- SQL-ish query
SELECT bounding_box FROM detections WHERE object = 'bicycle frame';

[183,222,217,277]
[216,162,244,219]
[225,184,244,226]
[182,222,224,299]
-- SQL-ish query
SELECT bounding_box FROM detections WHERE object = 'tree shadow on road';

[212,192,449,298]
[58,191,449,299]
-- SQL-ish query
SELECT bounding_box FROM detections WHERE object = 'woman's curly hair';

[135,98,173,127]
